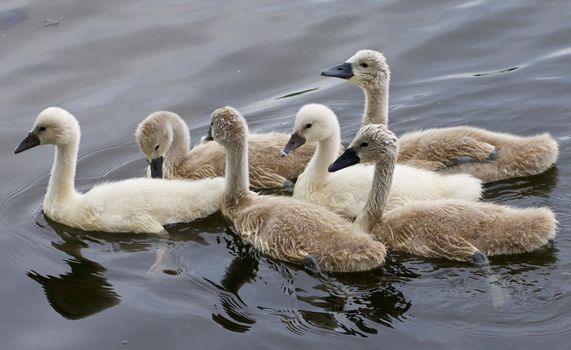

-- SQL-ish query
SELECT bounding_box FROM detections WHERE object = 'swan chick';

[208,106,387,272]
[281,103,482,218]
[135,111,318,189]
[15,107,224,234]
[322,50,559,182]
[329,124,557,262]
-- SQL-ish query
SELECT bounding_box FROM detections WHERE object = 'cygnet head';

[135,111,184,178]
[280,104,339,156]
[328,124,398,172]
[14,107,80,154]
[208,106,248,148]
[321,50,390,89]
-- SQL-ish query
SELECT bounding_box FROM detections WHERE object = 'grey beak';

[321,62,354,79]
[280,132,306,157]
[14,133,41,154]
[328,147,360,172]
[204,127,214,141]
[150,156,164,178]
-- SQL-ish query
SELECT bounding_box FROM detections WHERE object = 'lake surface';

[1,0,570,349]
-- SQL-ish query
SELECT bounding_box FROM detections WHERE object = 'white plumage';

[15,107,224,234]
[282,104,482,218]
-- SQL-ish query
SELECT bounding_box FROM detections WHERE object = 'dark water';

[1,0,570,349]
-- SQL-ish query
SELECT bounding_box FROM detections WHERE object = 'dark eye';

[360,63,368,68]
[39,126,46,132]
[306,123,312,129]
[210,122,213,126]
[155,145,160,151]
[360,142,369,147]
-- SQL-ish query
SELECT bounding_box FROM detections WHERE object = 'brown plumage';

[321,50,559,183]
[398,127,558,183]
[378,201,556,261]
[135,111,317,189]
[210,106,387,272]
[329,124,557,263]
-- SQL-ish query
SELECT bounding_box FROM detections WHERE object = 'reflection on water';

[1,0,571,348]
[27,217,120,320]
[27,259,119,320]
[208,231,259,333]
[483,166,558,203]
[260,281,410,337]
[4,134,565,347]
[298,282,411,334]
[29,213,414,335]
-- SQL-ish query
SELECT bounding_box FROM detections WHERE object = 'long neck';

[224,138,249,202]
[362,81,389,126]
[304,131,341,181]
[355,155,396,232]
[166,118,191,164]
[46,140,79,204]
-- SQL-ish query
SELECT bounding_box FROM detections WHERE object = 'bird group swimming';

[15,50,559,273]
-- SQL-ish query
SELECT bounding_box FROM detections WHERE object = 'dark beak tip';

[14,133,41,154]
[282,133,306,157]
[150,157,164,178]
[320,62,353,79]
[328,148,359,173]
[204,127,214,141]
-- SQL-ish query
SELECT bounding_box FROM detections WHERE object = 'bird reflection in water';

[286,260,412,336]
[239,251,413,336]
[27,216,120,320]
[29,212,415,335]
[208,227,259,333]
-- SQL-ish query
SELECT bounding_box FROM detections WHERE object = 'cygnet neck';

[362,79,389,126]
[224,137,250,202]
[46,136,80,206]
[165,115,191,164]
[354,153,396,232]
[306,129,341,178]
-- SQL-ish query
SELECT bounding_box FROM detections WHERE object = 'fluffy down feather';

[285,104,482,218]
[17,107,224,234]
[333,124,557,262]
[322,50,558,182]
[135,111,320,189]
[210,106,387,272]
